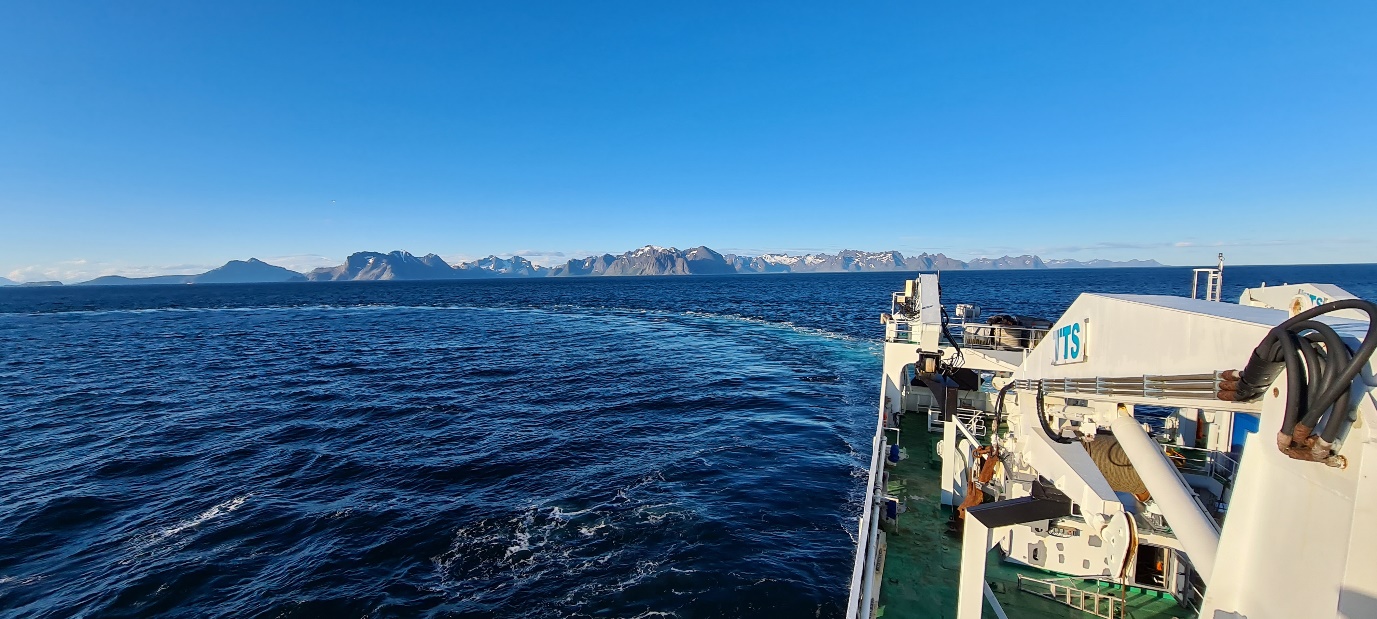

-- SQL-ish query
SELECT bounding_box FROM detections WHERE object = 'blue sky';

[1,2,1373,281]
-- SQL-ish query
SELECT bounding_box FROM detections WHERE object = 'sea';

[3,265,1375,618]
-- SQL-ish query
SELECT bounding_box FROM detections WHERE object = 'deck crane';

[850,272,1377,619]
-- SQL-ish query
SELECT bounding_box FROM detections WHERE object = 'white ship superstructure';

[847,261,1377,619]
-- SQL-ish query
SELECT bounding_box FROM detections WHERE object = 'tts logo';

[1053,321,1085,364]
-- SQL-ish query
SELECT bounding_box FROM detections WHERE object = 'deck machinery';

[847,271,1377,619]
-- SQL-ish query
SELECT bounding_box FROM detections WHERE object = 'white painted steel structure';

[1239,281,1368,320]
[846,270,1377,619]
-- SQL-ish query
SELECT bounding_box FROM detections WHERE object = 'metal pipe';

[859,483,882,619]
[983,581,1010,619]
[1108,414,1220,583]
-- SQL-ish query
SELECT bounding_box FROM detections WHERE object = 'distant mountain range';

[0,247,1164,286]
[77,259,306,286]
[301,246,1161,282]
[1044,258,1163,269]
[304,251,555,281]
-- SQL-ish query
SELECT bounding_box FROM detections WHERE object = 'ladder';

[1191,253,1225,302]
[1015,575,1125,619]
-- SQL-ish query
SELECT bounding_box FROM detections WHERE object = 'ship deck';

[876,412,1195,619]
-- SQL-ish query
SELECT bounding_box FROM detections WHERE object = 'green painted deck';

[875,413,1195,619]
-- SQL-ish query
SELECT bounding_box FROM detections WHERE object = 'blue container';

[1232,413,1261,451]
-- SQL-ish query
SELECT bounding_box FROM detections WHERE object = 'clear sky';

[1,2,1374,281]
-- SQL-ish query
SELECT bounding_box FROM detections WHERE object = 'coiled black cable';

[1235,299,1376,446]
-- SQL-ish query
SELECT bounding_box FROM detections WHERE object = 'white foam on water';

[0,574,45,587]
[548,505,596,520]
[7,302,880,353]
[432,471,690,604]
[156,494,250,540]
[616,558,667,590]
[578,520,609,536]
[503,527,532,559]
[118,495,249,566]
[679,309,864,344]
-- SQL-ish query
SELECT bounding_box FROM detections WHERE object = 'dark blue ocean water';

[3,265,1376,618]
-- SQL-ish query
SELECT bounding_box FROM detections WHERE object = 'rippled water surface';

[3,265,1375,618]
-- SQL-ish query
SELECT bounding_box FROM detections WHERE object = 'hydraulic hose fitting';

[1278,423,1346,468]
[1309,437,1334,463]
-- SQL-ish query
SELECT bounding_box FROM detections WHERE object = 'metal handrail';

[959,323,1051,352]
[1184,577,1207,612]
[887,316,1051,351]
[950,413,983,446]
[885,320,914,343]
[845,404,890,619]
[1162,443,1241,489]
[1016,575,1125,619]
[924,405,989,438]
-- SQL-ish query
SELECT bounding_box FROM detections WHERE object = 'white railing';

[1161,443,1241,521]
[845,404,889,619]
[886,320,914,343]
[1016,575,1126,619]
[960,323,1050,352]
[925,406,989,438]
[1184,576,1207,613]
[1163,444,1241,489]
[887,317,1050,352]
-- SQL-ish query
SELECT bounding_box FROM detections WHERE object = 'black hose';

[1289,320,1352,433]
[1235,338,1285,402]
[1281,321,1357,436]
[1276,330,1307,436]
[1237,299,1377,448]
[1036,385,1075,444]
[1300,321,1353,441]
[1308,324,1355,442]
[993,381,1015,442]
[1297,323,1339,385]
[1297,335,1323,412]
[939,305,965,371]
[1301,330,1331,396]
[1283,301,1376,418]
